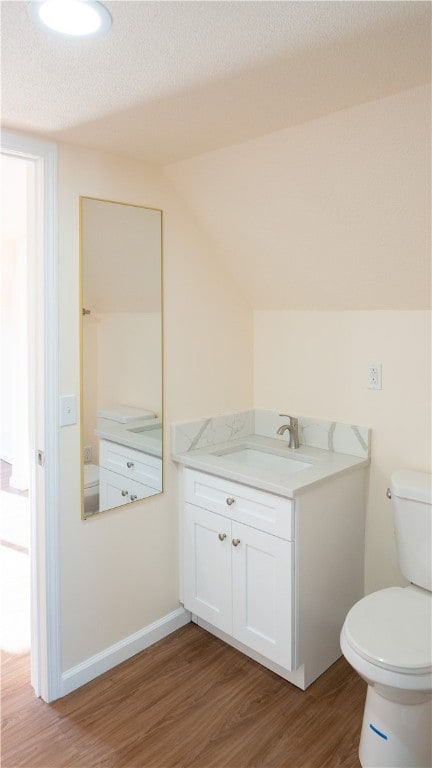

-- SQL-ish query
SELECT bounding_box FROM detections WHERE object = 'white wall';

[83,311,162,463]
[166,85,430,311]
[54,82,430,672]
[58,144,253,670]
[166,84,431,594]
[96,312,162,414]
[254,310,431,593]
[81,310,98,461]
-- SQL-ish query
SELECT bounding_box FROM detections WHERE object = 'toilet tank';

[391,470,432,591]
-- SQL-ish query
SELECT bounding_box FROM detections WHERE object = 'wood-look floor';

[2,622,365,768]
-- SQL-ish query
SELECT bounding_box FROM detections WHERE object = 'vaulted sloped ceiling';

[1,1,430,165]
[165,85,431,311]
[2,1,430,311]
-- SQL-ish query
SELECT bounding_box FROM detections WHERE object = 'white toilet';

[340,470,432,768]
[83,463,99,515]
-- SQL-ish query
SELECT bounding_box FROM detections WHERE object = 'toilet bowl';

[341,586,432,767]
[84,462,99,515]
[340,470,432,768]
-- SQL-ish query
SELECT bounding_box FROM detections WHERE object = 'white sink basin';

[213,446,313,474]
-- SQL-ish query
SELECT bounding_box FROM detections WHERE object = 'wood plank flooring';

[2,623,365,767]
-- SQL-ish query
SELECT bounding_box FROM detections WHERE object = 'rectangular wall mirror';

[80,196,163,518]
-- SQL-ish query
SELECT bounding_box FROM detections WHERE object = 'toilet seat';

[343,587,432,676]
[84,463,99,490]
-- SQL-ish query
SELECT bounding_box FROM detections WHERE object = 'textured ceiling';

[1,1,430,165]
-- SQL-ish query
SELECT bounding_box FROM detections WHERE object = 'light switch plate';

[60,395,77,426]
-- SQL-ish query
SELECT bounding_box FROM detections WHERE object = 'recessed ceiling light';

[29,0,111,38]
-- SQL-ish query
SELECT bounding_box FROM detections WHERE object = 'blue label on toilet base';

[369,723,388,740]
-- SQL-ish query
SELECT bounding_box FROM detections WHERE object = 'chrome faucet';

[277,414,300,449]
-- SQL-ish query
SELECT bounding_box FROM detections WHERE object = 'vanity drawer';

[183,468,293,540]
[99,468,159,511]
[99,439,161,490]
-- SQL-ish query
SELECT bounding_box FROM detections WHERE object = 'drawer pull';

[232,538,241,547]
[130,494,138,502]
[226,497,235,506]
[121,490,129,497]
[218,532,227,541]
[127,461,134,469]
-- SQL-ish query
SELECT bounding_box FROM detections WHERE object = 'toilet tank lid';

[391,470,432,504]
[97,405,156,423]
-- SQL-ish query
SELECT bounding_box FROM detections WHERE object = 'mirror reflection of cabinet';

[80,197,163,519]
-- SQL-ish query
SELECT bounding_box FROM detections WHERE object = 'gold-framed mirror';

[80,196,163,518]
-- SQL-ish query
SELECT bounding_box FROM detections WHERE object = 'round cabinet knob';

[218,532,227,541]
[130,494,138,501]
[232,538,241,547]
[226,497,235,506]
[121,490,129,497]
[127,461,134,469]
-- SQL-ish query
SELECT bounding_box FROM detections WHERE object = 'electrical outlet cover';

[367,363,382,390]
[83,445,92,462]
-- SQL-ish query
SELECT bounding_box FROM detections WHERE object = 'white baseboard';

[61,607,191,697]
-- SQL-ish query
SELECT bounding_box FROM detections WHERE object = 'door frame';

[1,129,61,701]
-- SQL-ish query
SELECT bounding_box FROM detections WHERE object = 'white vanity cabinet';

[99,439,161,511]
[180,464,366,690]
[182,469,295,670]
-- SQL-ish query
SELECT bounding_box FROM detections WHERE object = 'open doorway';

[1,131,61,702]
[0,463,30,656]
[1,154,32,662]
[1,152,34,690]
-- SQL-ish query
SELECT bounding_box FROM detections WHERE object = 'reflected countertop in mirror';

[95,416,163,458]
[80,196,163,518]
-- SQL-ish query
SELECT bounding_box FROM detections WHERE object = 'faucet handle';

[279,413,297,424]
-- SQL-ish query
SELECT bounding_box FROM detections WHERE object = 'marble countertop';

[96,418,162,458]
[173,434,369,498]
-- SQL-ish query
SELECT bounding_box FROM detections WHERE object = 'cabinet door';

[183,504,232,634]
[99,467,132,511]
[99,469,159,511]
[130,479,160,501]
[232,521,294,669]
